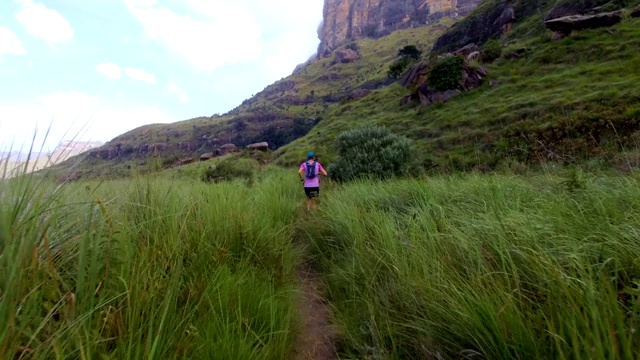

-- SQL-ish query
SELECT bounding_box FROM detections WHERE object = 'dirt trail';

[292,260,338,360]
[291,211,339,360]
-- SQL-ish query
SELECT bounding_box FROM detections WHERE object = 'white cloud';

[0,91,175,151]
[14,0,74,46]
[96,63,122,80]
[0,26,27,58]
[167,80,189,103]
[125,0,262,72]
[124,67,156,84]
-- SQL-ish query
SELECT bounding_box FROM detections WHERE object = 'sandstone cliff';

[318,0,484,56]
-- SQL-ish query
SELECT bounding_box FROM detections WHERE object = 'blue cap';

[307,151,315,159]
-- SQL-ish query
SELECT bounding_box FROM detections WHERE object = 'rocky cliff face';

[318,0,484,56]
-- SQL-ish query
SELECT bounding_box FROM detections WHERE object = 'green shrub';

[201,157,256,183]
[398,45,422,60]
[481,39,502,63]
[427,56,464,91]
[387,57,413,79]
[328,126,413,182]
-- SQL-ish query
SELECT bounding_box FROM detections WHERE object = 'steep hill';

[56,0,640,179]
[57,16,460,179]
[277,0,640,171]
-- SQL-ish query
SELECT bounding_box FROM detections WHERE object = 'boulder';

[399,61,429,88]
[200,152,214,161]
[547,3,595,20]
[219,143,239,155]
[334,49,360,63]
[402,83,461,106]
[401,64,487,106]
[496,6,516,34]
[246,142,269,152]
[432,3,515,53]
[461,66,488,90]
[208,164,217,171]
[632,6,640,18]
[467,51,480,61]
[545,11,623,36]
[453,43,479,57]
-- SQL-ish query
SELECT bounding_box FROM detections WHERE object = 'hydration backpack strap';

[305,161,317,178]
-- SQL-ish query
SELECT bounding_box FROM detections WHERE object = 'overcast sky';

[0,0,324,152]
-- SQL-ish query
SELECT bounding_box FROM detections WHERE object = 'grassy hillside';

[276,3,640,170]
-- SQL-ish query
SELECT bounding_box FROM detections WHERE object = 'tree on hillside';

[398,45,422,60]
[388,45,423,79]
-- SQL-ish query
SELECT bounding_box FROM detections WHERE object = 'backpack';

[305,161,318,179]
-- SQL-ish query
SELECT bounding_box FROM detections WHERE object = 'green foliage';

[202,156,257,183]
[0,169,299,358]
[387,45,423,79]
[503,107,640,163]
[306,174,640,359]
[328,126,412,182]
[397,45,422,60]
[560,166,586,192]
[427,56,464,91]
[481,39,502,63]
[387,57,412,79]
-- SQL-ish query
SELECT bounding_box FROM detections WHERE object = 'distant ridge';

[1,140,103,178]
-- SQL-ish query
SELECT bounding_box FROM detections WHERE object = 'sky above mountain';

[0,0,324,152]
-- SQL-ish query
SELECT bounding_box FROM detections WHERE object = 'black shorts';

[304,187,320,199]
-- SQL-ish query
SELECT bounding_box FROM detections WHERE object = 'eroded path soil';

[291,233,339,359]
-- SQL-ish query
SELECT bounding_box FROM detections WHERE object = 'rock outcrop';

[334,48,360,63]
[401,58,488,106]
[432,3,515,53]
[247,142,269,152]
[88,142,200,160]
[200,153,215,161]
[545,11,623,36]
[318,0,484,56]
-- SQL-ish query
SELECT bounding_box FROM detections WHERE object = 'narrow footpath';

[291,212,339,360]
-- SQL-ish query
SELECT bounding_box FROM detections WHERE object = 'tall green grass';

[0,168,301,359]
[306,173,640,359]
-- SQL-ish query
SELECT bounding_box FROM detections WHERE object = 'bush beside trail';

[329,126,413,182]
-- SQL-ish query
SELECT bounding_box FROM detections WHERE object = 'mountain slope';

[275,0,640,170]
[56,0,640,179]
[56,18,456,179]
